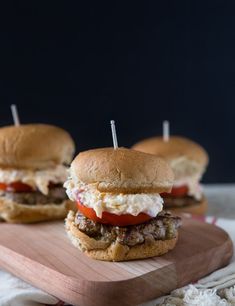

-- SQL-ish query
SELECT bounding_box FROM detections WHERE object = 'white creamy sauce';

[173,177,203,200]
[64,178,163,218]
[169,157,205,200]
[0,165,68,195]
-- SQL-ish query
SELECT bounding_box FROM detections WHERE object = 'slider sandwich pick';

[10,104,20,126]
[110,120,118,149]
[163,120,170,142]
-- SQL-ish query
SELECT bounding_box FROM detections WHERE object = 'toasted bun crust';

[0,198,76,223]
[70,147,174,193]
[65,211,178,261]
[168,197,207,216]
[0,124,75,169]
[132,136,209,167]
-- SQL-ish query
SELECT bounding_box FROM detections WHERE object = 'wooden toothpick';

[163,120,170,142]
[11,104,20,126]
[110,120,118,149]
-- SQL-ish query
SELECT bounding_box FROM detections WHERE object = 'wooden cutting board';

[0,218,232,306]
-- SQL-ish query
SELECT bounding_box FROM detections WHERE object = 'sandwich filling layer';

[0,165,69,206]
[169,157,205,200]
[0,186,67,205]
[163,195,204,208]
[0,165,68,195]
[64,179,164,218]
[172,177,203,200]
[75,210,181,247]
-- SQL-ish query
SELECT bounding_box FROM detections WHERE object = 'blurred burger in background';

[132,136,209,215]
[0,124,75,223]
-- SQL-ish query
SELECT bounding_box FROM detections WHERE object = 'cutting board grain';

[0,218,232,306]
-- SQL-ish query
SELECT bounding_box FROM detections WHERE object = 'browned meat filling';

[163,195,201,208]
[75,211,181,247]
[0,187,67,205]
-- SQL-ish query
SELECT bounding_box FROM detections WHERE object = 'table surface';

[205,184,235,218]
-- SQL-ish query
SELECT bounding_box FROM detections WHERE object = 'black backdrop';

[0,1,234,183]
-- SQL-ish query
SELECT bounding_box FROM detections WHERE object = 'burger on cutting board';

[132,136,209,215]
[0,124,75,223]
[64,147,181,261]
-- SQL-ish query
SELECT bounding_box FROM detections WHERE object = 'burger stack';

[133,136,209,215]
[64,148,181,261]
[0,124,75,223]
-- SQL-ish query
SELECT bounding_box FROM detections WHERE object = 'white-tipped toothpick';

[110,120,118,149]
[11,104,20,126]
[163,120,170,142]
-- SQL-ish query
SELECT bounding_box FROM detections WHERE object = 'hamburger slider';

[132,136,209,215]
[64,148,181,262]
[0,124,75,223]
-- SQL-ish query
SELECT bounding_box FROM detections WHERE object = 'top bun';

[132,136,208,180]
[132,136,209,167]
[0,124,75,169]
[70,147,174,193]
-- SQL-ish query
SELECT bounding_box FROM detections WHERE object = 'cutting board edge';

[0,243,177,306]
[0,218,233,306]
[0,235,233,306]
[176,234,233,288]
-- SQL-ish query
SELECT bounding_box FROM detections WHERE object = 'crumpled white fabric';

[219,286,235,303]
[157,285,235,305]
[158,285,228,306]
[196,262,235,291]
[0,270,58,306]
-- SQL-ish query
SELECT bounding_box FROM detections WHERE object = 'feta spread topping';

[64,178,163,218]
[174,177,203,200]
[0,165,68,195]
[170,157,205,200]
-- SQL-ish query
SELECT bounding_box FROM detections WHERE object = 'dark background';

[0,1,234,183]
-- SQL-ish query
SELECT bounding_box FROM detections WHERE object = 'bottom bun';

[0,197,76,223]
[168,197,207,216]
[65,211,178,262]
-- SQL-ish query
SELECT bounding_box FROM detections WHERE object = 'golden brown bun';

[0,124,75,169]
[168,197,207,216]
[132,136,209,167]
[65,211,178,261]
[70,147,174,194]
[0,197,76,223]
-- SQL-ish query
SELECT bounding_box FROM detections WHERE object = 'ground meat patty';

[1,187,67,205]
[163,195,201,208]
[75,211,181,247]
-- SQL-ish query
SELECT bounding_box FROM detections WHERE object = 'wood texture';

[0,218,232,306]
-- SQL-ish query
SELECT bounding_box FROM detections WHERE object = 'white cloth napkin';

[0,269,58,306]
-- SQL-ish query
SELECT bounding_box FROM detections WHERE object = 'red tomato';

[0,183,7,190]
[0,182,33,193]
[77,200,152,226]
[161,185,188,198]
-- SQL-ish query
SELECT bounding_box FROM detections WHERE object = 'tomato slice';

[161,185,188,198]
[77,200,152,226]
[0,182,33,193]
[0,183,7,190]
